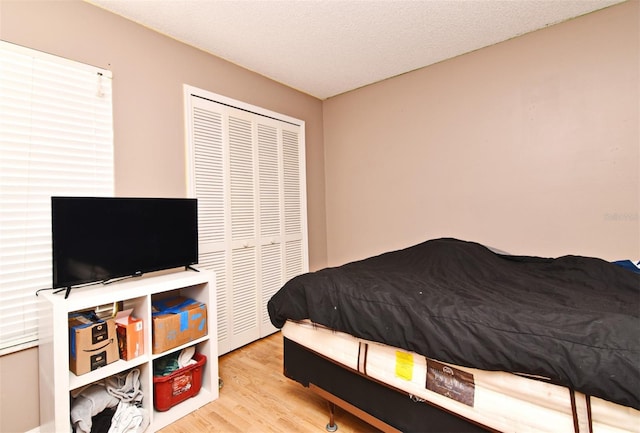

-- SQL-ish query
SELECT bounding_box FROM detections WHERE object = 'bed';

[267,238,640,432]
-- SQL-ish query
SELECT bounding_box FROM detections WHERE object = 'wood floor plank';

[159,332,382,432]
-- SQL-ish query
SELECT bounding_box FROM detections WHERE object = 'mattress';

[269,238,640,409]
[282,320,640,433]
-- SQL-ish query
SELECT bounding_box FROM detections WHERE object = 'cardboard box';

[152,296,207,354]
[115,309,144,361]
[68,312,119,375]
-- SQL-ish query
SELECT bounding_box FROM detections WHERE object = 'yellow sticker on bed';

[395,351,414,380]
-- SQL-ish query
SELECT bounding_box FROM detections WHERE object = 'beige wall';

[0,1,325,431]
[0,0,327,270]
[1,0,638,431]
[323,0,639,266]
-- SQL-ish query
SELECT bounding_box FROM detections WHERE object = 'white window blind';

[0,41,113,354]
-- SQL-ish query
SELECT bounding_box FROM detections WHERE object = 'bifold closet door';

[186,90,308,355]
[228,112,260,348]
[189,103,230,352]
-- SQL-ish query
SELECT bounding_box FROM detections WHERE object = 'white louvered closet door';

[283,129,306,282]
[257,123,284,335]
[228,113,260,347]
[189,101,230,351]
[186,88,308,355]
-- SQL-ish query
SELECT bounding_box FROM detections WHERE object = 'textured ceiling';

[87,0,624,99]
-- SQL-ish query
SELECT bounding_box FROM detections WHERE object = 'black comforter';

[268,238,640,410]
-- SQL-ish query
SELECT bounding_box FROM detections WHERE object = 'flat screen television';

[52,197,198,296]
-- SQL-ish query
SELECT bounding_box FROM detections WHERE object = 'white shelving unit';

[38,269,218,433]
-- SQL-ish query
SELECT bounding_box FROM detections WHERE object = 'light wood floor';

[159,332,382,432]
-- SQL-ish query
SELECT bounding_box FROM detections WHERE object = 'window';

[0,41,113,354]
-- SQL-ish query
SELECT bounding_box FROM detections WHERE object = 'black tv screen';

[52,197,198,289]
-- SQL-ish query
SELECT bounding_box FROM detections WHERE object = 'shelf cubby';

[38,269,218,433]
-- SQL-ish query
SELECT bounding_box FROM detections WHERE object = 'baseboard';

[25,427,40,433]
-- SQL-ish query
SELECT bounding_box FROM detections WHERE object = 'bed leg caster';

[326,402,338,432]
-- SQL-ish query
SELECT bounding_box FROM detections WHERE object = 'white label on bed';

[426,360,475,407]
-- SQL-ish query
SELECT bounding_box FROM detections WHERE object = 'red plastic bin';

[153,353,206,411]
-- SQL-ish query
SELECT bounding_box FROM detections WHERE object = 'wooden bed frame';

[283,337,493,432]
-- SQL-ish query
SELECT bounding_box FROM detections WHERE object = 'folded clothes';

[108,400,148,433]
[153,346,196,376]
[71,368,145,433]
[153,352,180,376]
[70,384,119,433]
[106,368,143,405]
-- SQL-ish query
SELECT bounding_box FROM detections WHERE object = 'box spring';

[282,320,640,433]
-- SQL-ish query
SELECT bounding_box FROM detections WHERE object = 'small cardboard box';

[152,296,207,354]
[68,312,119,375]
[115,309,144,361]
